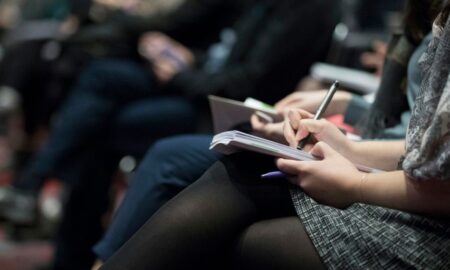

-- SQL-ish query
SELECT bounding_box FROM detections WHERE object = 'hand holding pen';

[283,81,339,150]
[264,81,341,179]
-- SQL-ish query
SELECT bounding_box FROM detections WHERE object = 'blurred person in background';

[0,0,224,175]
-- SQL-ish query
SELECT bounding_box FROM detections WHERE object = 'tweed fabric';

[290,188,450,269]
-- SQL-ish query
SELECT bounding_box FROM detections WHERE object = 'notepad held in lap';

[210,130,381,173]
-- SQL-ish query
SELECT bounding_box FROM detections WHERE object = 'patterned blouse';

[403,18,450,181]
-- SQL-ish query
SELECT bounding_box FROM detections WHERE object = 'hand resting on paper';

[250,106,312,144]
[250,114,286,144]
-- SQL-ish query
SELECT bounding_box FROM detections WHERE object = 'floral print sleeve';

[402,20,450,181]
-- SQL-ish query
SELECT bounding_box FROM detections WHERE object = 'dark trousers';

[93,135,221,261]
[13,59,197,269]
[15,59,196,190]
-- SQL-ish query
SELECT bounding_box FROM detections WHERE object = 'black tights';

[101,153,325,270]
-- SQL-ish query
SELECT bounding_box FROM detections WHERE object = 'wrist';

[356,172,369,203]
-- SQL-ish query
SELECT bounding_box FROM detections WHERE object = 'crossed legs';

[101,153,325,269]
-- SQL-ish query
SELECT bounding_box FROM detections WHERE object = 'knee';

[147,135,209,162]
[146,136,186,163]
[234,218,325,270]
[137,135,211,189]
[235,221,280,263]
[136,136,188,186]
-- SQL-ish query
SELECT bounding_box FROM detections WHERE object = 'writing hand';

[283,109,353,156]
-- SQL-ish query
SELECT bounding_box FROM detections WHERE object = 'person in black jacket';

[2,0,341,268]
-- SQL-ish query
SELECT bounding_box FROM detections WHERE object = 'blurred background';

[0,0,405,269]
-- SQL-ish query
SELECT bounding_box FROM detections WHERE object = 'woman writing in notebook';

[100,1,450,269]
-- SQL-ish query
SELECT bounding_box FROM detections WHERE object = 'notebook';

[208,95,281,133]
[210,130,382,173]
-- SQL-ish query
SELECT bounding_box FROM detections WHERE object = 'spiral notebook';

[210,130,382,173]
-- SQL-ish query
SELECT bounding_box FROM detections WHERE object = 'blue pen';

[261,171,287,179]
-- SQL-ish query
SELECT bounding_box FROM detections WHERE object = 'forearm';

[358,171,450,217]
[348,140,405,171]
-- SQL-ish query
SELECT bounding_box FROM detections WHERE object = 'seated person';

[101,2,450,268]
[92,2,433,263]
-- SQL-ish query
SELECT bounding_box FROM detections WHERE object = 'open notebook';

[210,130,382,173]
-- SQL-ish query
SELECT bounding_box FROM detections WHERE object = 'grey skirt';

[290,188,450,269]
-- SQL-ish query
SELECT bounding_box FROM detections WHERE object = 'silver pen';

[297,80,339,150]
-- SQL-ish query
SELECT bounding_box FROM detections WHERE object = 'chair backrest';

[325,0,403,68]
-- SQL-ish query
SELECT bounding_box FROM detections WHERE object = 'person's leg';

[52,100,198,269]
[234,217,325,270]
[52,145,118,270]
[94,135,221,261]
[101,153,323,269]
[14,59,156,192]
[110,98,198,156]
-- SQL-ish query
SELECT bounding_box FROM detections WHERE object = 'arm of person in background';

[274,90,353,117]
[108,0,244,44]
[275,40,388,122]
[166,0,342,102]
[276,109,450,216]
[360,40,388,77]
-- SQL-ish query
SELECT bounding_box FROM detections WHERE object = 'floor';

[0,172,56,270]
[0,234,53,270]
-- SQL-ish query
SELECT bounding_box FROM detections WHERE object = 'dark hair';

[404,0,443,44]
[437,1,450,26]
